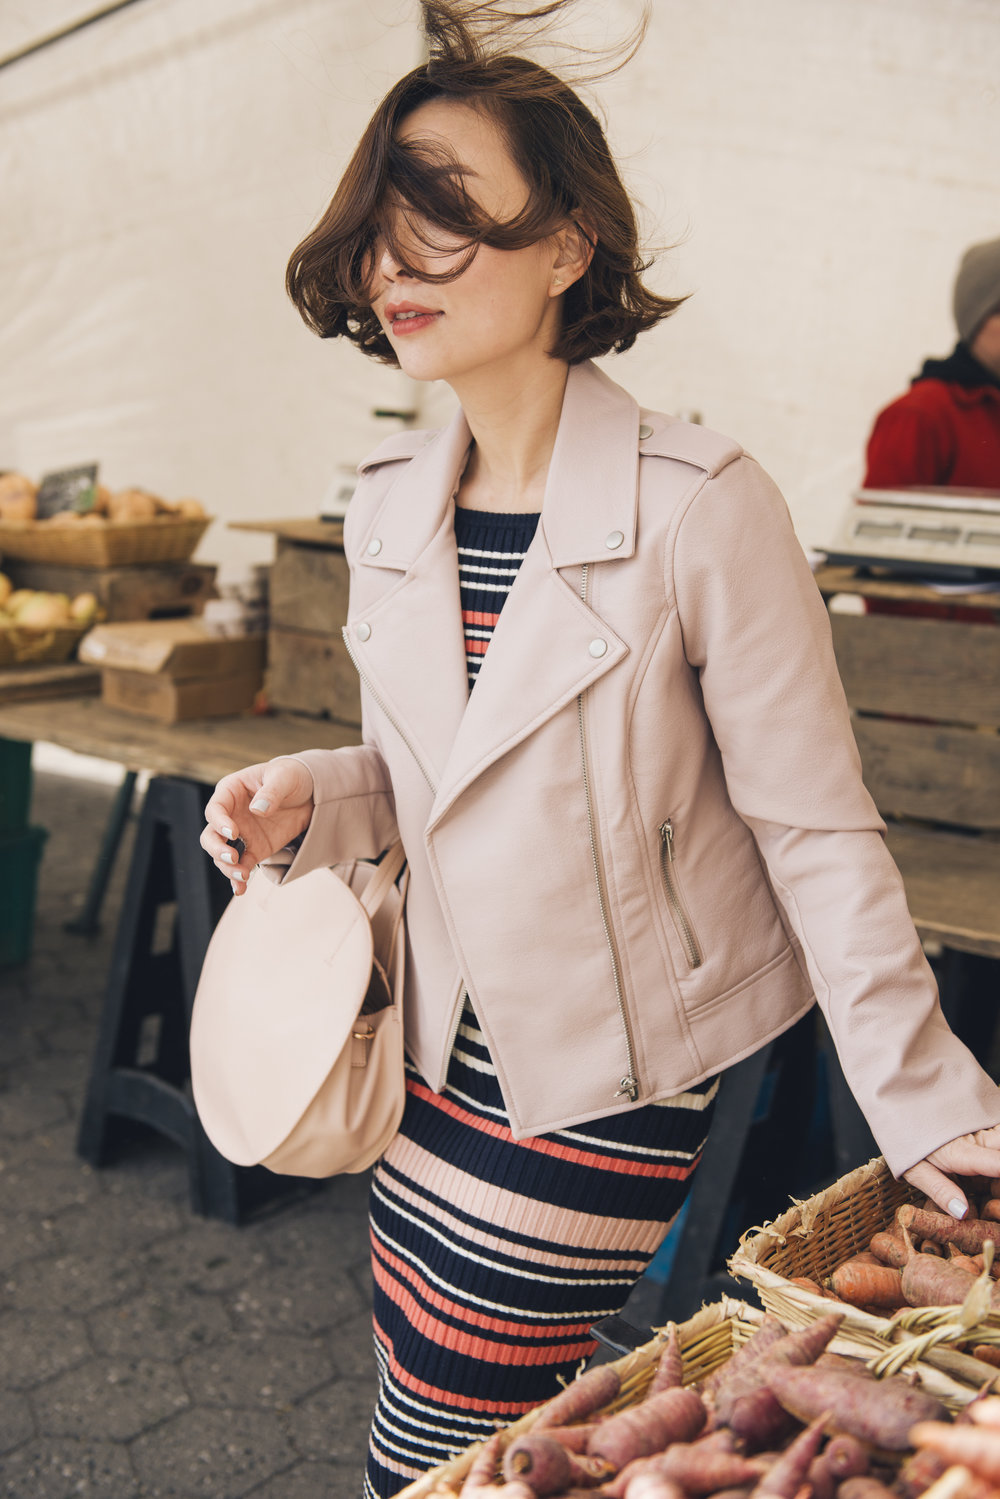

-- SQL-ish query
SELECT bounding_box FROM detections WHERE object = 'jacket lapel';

[347,361,641,818]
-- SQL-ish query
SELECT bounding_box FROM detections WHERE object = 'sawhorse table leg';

[76,774,306,1222]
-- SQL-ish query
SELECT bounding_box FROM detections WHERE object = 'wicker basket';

[0,516,211,568]
[729,1156,1000,1394]
[394,1298,763,1499]
[0,622,90,667]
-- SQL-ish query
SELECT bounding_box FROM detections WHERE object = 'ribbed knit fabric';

[365,1001,717,1498]
[453,507,540,690]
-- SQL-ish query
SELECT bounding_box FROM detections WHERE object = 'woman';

[201,5,1000,1494]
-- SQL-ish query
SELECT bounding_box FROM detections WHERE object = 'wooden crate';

[4,560,216,622]
[233,521,361,727]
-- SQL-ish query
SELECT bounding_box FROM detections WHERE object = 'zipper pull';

[616,1076,639,1102]
[659,819,675,863]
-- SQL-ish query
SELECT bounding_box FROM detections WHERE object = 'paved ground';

[0,768,378,1499]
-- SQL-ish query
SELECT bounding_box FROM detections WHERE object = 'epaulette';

[357,428,436,474]
[637,414,743,479]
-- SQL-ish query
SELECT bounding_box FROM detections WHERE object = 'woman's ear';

[549,219,596,296]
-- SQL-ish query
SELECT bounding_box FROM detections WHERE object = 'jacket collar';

[356,359,641,577]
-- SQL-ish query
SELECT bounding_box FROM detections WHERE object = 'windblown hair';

[286,1,683,365]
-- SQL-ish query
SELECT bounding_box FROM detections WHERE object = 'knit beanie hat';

[953,235,1000,344]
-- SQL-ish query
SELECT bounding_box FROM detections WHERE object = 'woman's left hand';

[903,1127,1000,1217]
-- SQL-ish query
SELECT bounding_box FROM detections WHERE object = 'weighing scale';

[822,487,1000,581]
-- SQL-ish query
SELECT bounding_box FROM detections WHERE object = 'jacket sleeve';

[672,454,1000,1177]
[863,391,953,488]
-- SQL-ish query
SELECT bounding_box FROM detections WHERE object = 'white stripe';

[463,627,492,640]
[458,562,520,577]
[449,1042,497,1077]
[371,1177,634,1299]
[376,1362,514,1431]
[457,545,529,560]
[456,579,516,593]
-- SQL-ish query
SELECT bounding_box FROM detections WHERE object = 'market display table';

[0,695,359,1222]
[0,660,99,705]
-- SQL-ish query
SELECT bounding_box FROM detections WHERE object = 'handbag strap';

[358,840,407,920]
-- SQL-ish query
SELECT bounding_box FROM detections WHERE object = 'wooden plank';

[815,565,1000,612]
[885,823,1000,959]
[0,662,100,704]
[3,560,217,620]
[0,697,359,784]
[228,518,345,549]
[853,715,1000,829]
[831,612,1000,726]
[270,545,350,633]
[265,626,361,727]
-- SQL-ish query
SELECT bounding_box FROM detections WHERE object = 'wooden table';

[0,693,358,782]
[0,660,100,705]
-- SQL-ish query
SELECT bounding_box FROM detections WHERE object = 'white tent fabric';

[2,0,998,569]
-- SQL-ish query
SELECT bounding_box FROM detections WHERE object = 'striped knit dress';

[364,507,717,1499]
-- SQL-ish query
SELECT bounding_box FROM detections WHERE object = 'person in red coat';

[864,235,1000,489]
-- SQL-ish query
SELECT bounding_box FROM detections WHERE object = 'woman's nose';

[378,244,412,281]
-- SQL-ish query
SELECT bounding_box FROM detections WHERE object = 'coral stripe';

[373,1314,538,1415]
[461,609,501,627]
[406,1079,701,1180]
[372,1234,595,1341]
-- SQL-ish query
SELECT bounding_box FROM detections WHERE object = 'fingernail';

[948,1197,967,1220]
[249,796,270,813]
[224,849,237,865]
[230,879,240,894]
[230,867,245,881]
[220,825,235,839]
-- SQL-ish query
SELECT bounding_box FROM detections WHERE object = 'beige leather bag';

[190,843,408,1177]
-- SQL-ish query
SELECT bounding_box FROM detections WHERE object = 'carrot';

[829,1260,907,1311]
[898,1206,1000,1258]
[751,1414,828,1498]
[649,1323,684,1394]
[727,1387,795,1451]
[824,1434,870,1478]
[870,1234,908,1270]
[983,1202,1000,1224]
[534,1363,621,1429]
[838,1478,898,1499]
[534,1424,597,1453]
[893,1441,949,1499]
[757,1361,948,1449]
[502,1433,610,1494]
[900,1228,981,1308]
[972,1349,1000,1372]
[704,1318,789,1401]
[816,1354,874,1380]
[460,1432,503,1498]
[622,1477,686,1499]
[909,1422,1000,1485]
[788,1277,829,1298]
[806,1455,834,1499]
[633,1446,762,1496]
[950,1244,987,1277]
[588,1386,707,1470]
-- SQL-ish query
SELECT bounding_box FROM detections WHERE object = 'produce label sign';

[35,464,99,519]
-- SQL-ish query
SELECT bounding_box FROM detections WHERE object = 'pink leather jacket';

[278,359,1000,1176]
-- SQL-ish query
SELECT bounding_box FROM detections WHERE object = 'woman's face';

[367,98,567,389]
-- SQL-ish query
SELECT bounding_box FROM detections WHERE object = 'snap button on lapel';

[605,530,624,550]
[367,538,383,556]
[638,423,653,440]
[589,638,608,658]
[356,622,372,642]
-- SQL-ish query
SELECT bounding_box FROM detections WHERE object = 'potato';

[0,572,11,607]
[174,497,206,519]
[0,472,37,520]
[70,592,99,626]
[15,592,72,627]
[108,488,158,522]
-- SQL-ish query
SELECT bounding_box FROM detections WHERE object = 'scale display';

[823,487,1000,580]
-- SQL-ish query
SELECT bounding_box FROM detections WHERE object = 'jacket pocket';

[657,819,704,970]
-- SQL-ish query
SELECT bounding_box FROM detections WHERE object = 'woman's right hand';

[200,756,315,895]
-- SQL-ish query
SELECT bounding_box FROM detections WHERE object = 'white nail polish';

[224,849,237,865]
[948,1197,967,1220]
[230,879,240,894]
[221,825,235,839]
[249,797,270,813]
[230,868,245,881]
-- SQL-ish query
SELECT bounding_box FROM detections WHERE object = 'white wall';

[1,0,998,568]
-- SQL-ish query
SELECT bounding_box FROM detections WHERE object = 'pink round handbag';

[190,843,408,1177]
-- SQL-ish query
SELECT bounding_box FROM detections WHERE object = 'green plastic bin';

[0,737,33,833]
[0,825,48,967]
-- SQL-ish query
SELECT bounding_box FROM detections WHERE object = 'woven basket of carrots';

[394,1294,984,1499]
[729,1157,1000,1398]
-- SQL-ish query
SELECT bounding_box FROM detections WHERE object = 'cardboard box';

[80,618,264,677]
[100,668,263,722]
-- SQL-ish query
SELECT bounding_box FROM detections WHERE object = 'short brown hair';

[285,5,682,365]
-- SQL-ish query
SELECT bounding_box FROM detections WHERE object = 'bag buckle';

[352,1022,375,1068]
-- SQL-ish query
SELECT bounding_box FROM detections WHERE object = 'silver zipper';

[342,627,438,795]
[658,820,703,969]
[577,564,639,1103]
